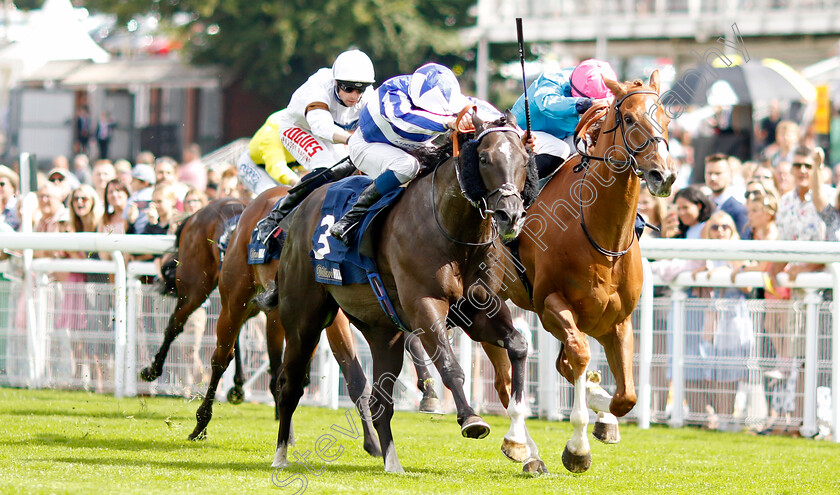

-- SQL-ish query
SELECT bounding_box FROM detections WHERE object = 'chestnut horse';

[272,111,544,473]
[489,72,677,472]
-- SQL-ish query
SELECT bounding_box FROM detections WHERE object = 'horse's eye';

[479,155,488,164]
[624,115,634,125]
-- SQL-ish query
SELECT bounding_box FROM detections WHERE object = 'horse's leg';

[589,317,637,444]
[407,297,488,439]
[365,329,406,473]
[226,337,246,404]
[404,332,443,414]
[479,342,512,408]
[461,304,547,474]
[189,296,257,440]
[140,289,208,381]
[265,308,285,420]
[323,310,382,457]
[541,293,592,473]
[272,319,322,468]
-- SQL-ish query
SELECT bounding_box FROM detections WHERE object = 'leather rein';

[574,89,667,258]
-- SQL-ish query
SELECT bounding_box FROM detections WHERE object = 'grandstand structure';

[467,0,840,98]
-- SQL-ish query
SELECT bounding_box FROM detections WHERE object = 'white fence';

[1,233,839,443]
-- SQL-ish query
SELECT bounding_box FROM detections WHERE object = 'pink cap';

[569,59,617,99]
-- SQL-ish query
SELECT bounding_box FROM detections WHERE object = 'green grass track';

[1,388,839,494]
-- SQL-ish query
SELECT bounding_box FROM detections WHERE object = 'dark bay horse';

[139,198,249,402]
[272,111,543,473]
[492,72,677,473]
[186,185,443,457]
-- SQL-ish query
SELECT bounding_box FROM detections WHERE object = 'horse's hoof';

[523,459,549,474]
[561,445,591,473]
[501,437,528,463]
[188,428,207,441]
[227,387,244,405]
[419,397,444,414]
[139,366,159,382]
[593,420,621,444]
[460,416,491,439]
[364,441,383,458]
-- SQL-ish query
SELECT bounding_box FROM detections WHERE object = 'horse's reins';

[574,89,667,258]
[433,111,526,247]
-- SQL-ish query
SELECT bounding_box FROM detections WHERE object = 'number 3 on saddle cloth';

[311,176,407,331]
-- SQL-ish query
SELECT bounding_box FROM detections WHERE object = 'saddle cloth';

[311,176,407,331]
[311,176,402,285]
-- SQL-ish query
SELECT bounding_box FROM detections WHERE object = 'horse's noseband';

[456,126,525,218]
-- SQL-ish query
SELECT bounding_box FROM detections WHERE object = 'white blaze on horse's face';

[498,141,513,163]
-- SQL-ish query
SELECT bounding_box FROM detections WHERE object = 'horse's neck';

[433,159,493,246]
[582,115,641,249]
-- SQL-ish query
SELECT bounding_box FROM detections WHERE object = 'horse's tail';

[157,215,191,297]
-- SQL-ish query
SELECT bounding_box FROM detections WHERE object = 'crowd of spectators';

[642,103,837,437]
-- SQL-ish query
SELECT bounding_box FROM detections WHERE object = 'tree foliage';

[81,0,475,107]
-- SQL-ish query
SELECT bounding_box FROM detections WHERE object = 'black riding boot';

[329,182,382,246]
[253,159,358,246]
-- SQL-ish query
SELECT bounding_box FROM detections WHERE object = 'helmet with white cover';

[408,63,469,116]
[332,49,376,88]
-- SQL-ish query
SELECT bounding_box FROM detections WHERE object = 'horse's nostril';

[648,170,663,184]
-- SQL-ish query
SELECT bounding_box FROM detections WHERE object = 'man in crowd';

[704,153,748,234]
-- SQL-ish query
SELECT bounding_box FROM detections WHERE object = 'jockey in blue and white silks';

[329,62,474,245]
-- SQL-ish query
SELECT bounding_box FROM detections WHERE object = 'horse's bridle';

[575,89,667,258]
[433,126,526,247]
[576,90,669,177]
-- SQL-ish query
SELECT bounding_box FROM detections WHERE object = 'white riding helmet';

[332,49,376,86]
[408,63,469,116]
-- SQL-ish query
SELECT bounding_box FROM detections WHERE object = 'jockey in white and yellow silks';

[237,49,376,194]
[246,49,376,263]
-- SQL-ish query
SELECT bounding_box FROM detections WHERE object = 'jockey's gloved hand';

[575,98,594,114]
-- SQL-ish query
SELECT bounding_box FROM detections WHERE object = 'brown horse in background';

[271,111,544,474]
[139,197,250,402]
[490,72,677,473]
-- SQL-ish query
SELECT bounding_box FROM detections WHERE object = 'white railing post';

[114,253,133,397]
[538,324,561,420]
[830,263,840,443]
[801,288,821,438]
[637,258,655,429]
[34,274,49,388]
[669,288,687,428]
[120,276,142,398]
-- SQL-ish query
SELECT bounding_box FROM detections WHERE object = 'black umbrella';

[663,58,816,106]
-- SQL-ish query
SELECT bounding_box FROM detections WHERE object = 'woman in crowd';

[694,211,753,431]
[59,185,104,390]
[638,187,667,239]
[99,179,130,235]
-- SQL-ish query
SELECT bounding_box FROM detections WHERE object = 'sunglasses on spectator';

[708,224,732,232]
[0,181,8,187]
[49,176,65,183]
[73,196,91,203]
[336,81,370,94]
[745,190,765,200]
[792,162,813,169]
[185,198,203,204]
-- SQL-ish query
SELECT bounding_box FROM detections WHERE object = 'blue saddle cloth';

[310,176,403,286]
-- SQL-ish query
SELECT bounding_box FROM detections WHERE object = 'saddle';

[311,176,407,330]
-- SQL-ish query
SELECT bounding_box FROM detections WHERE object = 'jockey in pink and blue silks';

[511,59,617,180]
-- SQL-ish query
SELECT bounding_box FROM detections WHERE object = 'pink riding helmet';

[569,59,617,99]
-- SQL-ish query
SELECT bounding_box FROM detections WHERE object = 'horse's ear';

[504,109,518,129]
[648,69,661,94]
[471,111,486,133]
[603,76,623,98]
